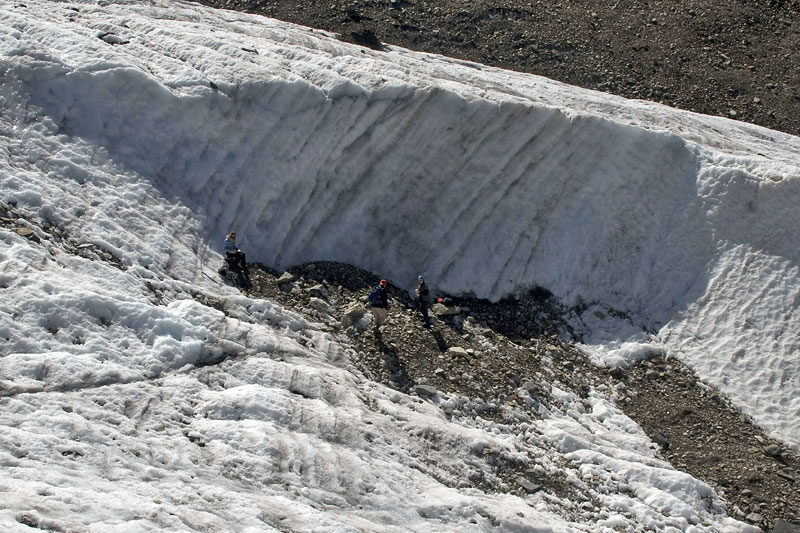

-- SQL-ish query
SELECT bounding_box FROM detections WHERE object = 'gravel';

[195,0,800,136]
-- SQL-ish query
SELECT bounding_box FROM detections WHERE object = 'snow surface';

[0,0,797,530]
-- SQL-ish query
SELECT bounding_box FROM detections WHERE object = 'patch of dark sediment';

[617,357,800,532]
[196,0,800,136]
[241,260,799,531]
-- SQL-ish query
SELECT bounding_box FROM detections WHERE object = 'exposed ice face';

[4,0,798,307]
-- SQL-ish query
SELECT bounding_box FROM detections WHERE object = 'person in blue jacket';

[371,279,389,328]
[222,231,250,285]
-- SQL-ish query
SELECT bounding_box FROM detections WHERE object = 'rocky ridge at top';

[196,0,800,136]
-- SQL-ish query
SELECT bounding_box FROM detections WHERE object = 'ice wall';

[2,0,799,447]
[22,70,711,316]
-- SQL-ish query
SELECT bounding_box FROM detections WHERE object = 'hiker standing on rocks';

[415,275,431,327]
[370,279,389,328]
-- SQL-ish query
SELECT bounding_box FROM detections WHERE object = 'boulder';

[414,385,438,398]
[309,297,330,313]
[431,303,460,316]
[777,467,796,482]
[773,519,800,533]
[651,430,670,451]
[280,282,294,293]
[746,513,763,525]
[341,302,367,328]
[517,479,542,493]
[14,227,40,243]
[308,284,329,300]
[764,444,783,458]
[277,272,296,285]
[447,346,469,359]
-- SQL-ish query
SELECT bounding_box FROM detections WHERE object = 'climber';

[369,279,390,328]
[415,275,431,327]
[220,231,250,288]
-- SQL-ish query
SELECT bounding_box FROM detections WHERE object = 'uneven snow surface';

[0,0,798,531]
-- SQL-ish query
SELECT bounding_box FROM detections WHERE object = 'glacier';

[0,0,798,530]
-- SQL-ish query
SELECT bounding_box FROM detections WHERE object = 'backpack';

[368,286,382,306]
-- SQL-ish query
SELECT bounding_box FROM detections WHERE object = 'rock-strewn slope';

[240,262,800,532]
[197,0,800,136]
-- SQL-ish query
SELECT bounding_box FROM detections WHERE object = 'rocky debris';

[279,282,295,294]
[446,346,469,359]
[517,478,543,494]
[196,0,800,136]
[13,226,39,243]
[340,302,367,330]
[98,32,129,45]
[308,297,330,313]
[431,302,460,316]
[651,430,670,452]
[276,271,295,285]
[618,356,800,531]
[241,260,799,530]
[307,283,329,300]
[777,468,797,483]
[773,519,800,533]
[1,203,126,270]
[414,384,438,398]
[765,444,787,461]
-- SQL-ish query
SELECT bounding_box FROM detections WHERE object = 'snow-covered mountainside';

[0,0,797,531]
